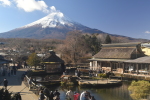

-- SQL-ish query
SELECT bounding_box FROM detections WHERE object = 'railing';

[23,75,48,100]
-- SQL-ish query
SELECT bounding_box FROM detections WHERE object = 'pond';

[44,81,133,100]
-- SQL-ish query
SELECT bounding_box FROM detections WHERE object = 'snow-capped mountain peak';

[23,6,73,28]
[0,6,107,39]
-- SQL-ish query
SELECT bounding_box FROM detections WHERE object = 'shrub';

[0,88,12,100]
[97,73,107,78]
[128,80,150,100]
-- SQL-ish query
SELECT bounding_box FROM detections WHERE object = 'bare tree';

[59,31,90,64]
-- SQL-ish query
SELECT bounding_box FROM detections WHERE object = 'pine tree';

[82,34,101,55]
[104,34,112,44]
[27,52,41,70]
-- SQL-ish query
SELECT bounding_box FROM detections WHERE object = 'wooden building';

[124,56,150,74]
[42,50,65,74]
[89,42,150,74]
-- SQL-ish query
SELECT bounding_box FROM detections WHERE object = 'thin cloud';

[0,0,11,6]
[14,0,49,13]
[50,6,56,12]
[145,31,150,34]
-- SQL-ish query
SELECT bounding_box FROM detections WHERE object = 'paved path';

[0,68,38,100]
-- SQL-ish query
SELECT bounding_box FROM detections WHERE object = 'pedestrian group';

[38,87,96,100]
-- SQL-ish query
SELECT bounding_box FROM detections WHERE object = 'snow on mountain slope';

[22,6,74,28]
[0,6,107,39]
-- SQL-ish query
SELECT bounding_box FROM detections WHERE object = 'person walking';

[89,96,96,100]
[49,91,54,100]
[80,91,90,100]
[80,91,85,100]
[77,70,81,78]
[3,78,8,90]
[43,88,49,99]
[13,66,17,76]
[28,77,32,90]
[7,67,11,76]
[73,92,80,100]
[16,92,22,100]
[24,61,27,68]
[39,90,45,100]
[10,66,13,75]
[75,70,78,76]
[53,90,60,100]
[66,90,74,100]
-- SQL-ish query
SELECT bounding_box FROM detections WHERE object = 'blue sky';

[1,0,150,39]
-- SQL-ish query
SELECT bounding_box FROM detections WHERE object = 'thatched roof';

[102,42,141,47]
[94,47,135,59]
[89,58,128,62]
[42,50,64,63]
[125,56,150,63]
[93,42,145,59]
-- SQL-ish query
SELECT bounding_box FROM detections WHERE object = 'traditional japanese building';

[89,42,150,74]
[42,50,65,74]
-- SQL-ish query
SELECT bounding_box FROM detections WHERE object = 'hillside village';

[0,31,150,100]
[2,0,150,99]
[0,32,149,69]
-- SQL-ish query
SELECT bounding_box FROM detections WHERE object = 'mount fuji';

[0,6,148,42]
[0,6,107,39]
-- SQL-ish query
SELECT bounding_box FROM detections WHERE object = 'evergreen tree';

[27,52,41,70]
[104,34,112,44]
[82,34,101,55]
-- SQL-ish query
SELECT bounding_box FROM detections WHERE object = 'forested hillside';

[0,31,149,64]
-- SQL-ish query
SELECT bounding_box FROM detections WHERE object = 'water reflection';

[44,82,133,100]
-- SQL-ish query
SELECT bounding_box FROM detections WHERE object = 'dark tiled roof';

[43,51,64,63]
[43,54,64,63]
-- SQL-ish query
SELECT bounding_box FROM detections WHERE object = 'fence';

[23,75,48,100]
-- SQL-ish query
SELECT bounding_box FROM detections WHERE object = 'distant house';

[42,50,65,73]
[0,55,11,72]
[0,55,11,64]
[89,42,150,74]
[141,43,150,56]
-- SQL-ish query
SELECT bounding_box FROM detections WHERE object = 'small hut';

[42,50,65,74]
